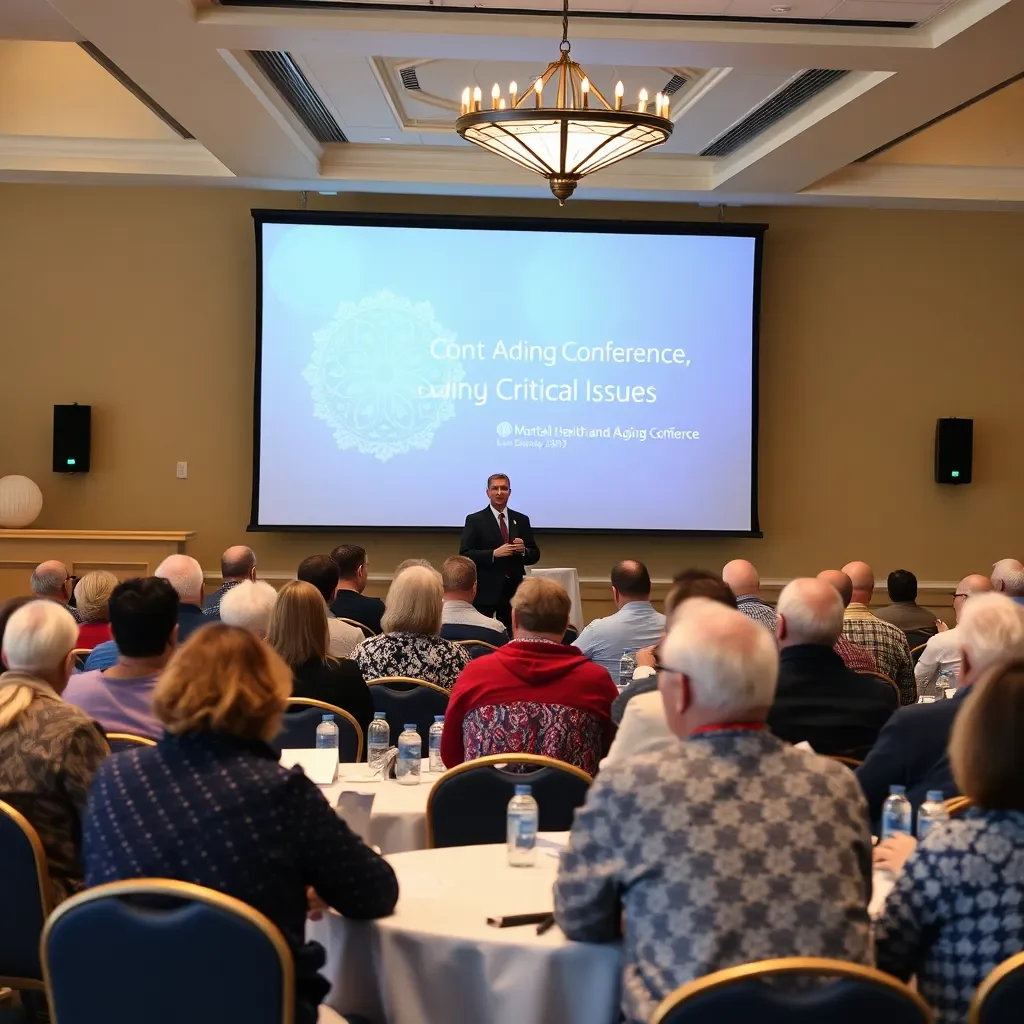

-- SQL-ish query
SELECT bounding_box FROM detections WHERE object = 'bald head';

[817,569,854,609]
[954,573,995,622]
[992,558,1024,597]
[30,560,70,601]
[841,561,874,604]
[221,545,256,582]
[156,554,204,607]
[777,578,845,648]
[722,559,760,599]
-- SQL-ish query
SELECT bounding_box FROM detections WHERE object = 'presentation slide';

[252,214,761,533]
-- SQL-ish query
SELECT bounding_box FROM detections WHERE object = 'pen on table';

[536,914,556,936]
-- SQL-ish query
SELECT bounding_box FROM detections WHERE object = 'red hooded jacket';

[441,640,619,769]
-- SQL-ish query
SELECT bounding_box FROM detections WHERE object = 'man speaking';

[459,473,540,631]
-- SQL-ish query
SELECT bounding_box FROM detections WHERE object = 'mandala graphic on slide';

[303,290,464,463]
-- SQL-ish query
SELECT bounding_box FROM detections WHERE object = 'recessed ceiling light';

[378,136,393,141]
[770,4,791,10]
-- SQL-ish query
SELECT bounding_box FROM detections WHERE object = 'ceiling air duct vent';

[249,51,347,143]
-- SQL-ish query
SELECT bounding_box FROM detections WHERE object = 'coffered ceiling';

[1,0,1023,207]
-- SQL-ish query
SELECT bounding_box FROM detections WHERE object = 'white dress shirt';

[913,624,962,694]
[601,690,674,768]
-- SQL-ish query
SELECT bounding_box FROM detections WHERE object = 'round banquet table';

[309,840,623,1024]
[322,759,437,855]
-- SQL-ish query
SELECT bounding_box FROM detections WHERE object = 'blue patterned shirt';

[554,728,873,1024]
[875,809,1024,1023]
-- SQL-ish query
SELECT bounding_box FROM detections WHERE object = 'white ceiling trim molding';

[0,135,231,176]
[805,161,1024,201]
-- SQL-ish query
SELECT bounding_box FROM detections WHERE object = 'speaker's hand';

[494,543,517,558]
[512,537,526,554]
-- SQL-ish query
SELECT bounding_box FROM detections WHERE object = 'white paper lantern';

[0,475,43,528]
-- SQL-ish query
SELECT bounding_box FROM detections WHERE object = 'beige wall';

[2,182,1023,589]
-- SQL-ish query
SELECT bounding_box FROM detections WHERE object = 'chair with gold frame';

[337,617,376,638]
[856,671,902,703]
[969,949,1024,1023]
[70,648,92,671]
[105,732,158,753]
[826,755,864,770]
[278,698,364,762]
[650,957,933,1024]
[367,677,450,748]
[42,879,295,1024]
[944,795,974,817]
[909,643,929,666]
[453,639,500,660]
[426,754,592,849]
[0,800,53,1009]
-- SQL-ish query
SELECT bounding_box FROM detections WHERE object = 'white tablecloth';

[321,760,437,855]
[527,567,583,629]
[311,839,621,1024]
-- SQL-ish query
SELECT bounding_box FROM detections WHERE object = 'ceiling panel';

[723,0,842,19]
[826,0,946,20]
[0,0,81,42]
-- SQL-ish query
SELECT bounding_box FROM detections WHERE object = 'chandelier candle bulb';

[498,97,506,110]
[615,80,624,111]
[461,87,470,115]
[492,83,501,109]
[510,81,518,107]
[473,86,482,112]
[534,78,543,106]
[581,77,589,107]
[638,88,648,113]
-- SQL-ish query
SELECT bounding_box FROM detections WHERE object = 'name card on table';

[336,791,376,844]
[280,748,338,785]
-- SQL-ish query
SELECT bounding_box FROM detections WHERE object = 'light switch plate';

[176,461,188,479]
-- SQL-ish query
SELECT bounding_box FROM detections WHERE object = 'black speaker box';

[935,418,972,485]
[53,404,91,473]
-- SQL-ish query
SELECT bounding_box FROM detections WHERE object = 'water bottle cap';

[434,715,445,722]
[373,711,387,718]
[926,790,945,802]
[889,785,906,795]
[404,724,417,731]
[321,714,334,722]
[514,784,531,796]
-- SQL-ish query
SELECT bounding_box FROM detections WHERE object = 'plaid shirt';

[834,637,877,673]
[736,595,778,635]
[842,605,916,705]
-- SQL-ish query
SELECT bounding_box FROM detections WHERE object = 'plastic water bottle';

[917,789,949,840]
[936,667,957,700]
[315,714,339,752]
[366,711,390,776]
[507,784,539,867]
[881,784,913,840]
[428,715,445,773]
[396,723,422,785]
[618,649,637,690]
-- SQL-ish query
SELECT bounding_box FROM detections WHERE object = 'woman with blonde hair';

[83,625,398,1024]
[353,564,470,689]
[875,659,1024,1022]
[73,569,119,649]
[268,580,373,736]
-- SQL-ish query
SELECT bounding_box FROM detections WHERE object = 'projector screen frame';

[248,208,765,538]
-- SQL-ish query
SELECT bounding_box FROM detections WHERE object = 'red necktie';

[499,512,509,543]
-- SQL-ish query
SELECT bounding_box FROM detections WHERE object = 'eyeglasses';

[953,593,969,600]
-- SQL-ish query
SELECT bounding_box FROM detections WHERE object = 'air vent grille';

[700,69,849,158]
[662,74,688,96]
[79,42,193,139]
[400,67,422,91]
[249,51,347,143]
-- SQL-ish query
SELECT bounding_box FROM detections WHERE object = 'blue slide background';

[256,221,757,531]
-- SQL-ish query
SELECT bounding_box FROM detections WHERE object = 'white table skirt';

[310,840,622,1024]
[527,567,583,630]
[321,759,437,855]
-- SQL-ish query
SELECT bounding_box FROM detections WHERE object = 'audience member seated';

[0,601,109,902]
[297,555,362,658]
[73,570,118,649]
[219,579,278,638]
[63,578,179,741]
[572,560,664,677]
[611,569,736,724]
[992,556,1024,605]
[439,555,508,645]
[156,554,209,643]
[831,561,916,704]
[915,573,992,696]
[768,578,898,758]
[816,569,880,673]
[722,558,777,634]
[268,581,374,737]
[203,545,257,619]
[353,566,470,690]
[83,625,398,1024]
[875,660,1024,1023]
[555,598,872,1024]
[874,568,942,634]
[0,596,35,659]
[330,543,385,634]
[31,559,81,622]
[441,577,617,774]
[395,557,435,574]
[856,592,1024,821]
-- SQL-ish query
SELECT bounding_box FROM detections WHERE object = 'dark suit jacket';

[459,507,540,606]
[329,590,385,635]
[288,656,375,738]
[768,645,898,759]
[177,604,208,643]
[856,687,970,822]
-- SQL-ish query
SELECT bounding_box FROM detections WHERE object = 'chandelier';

[455,0,673,204]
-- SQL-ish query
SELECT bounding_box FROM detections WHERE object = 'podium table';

[527,566,583,630]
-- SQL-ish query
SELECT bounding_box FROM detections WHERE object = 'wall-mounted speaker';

[935,418,972,485]
[53,404,91,473]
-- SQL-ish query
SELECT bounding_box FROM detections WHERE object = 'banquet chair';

[106,732,157,753]
[856,672,901,702]
[905,627,938,654]
[453,639,499,660]
[944,795,974,817]
[42,879,294,1024]
[277,698,363,762]
[426,754,591,848]
[338,617,376,638]
[367,678,450,747]
[70,648,91,671]
[650,957,933,1024]
[909,643,929,666]
[969,950,1024,1023]
[0,800,53,1010]
[827,755,863,770]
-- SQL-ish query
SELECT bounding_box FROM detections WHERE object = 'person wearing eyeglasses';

[30,560,82,622]
[914,573,992,696]
[555,598,872,1024]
